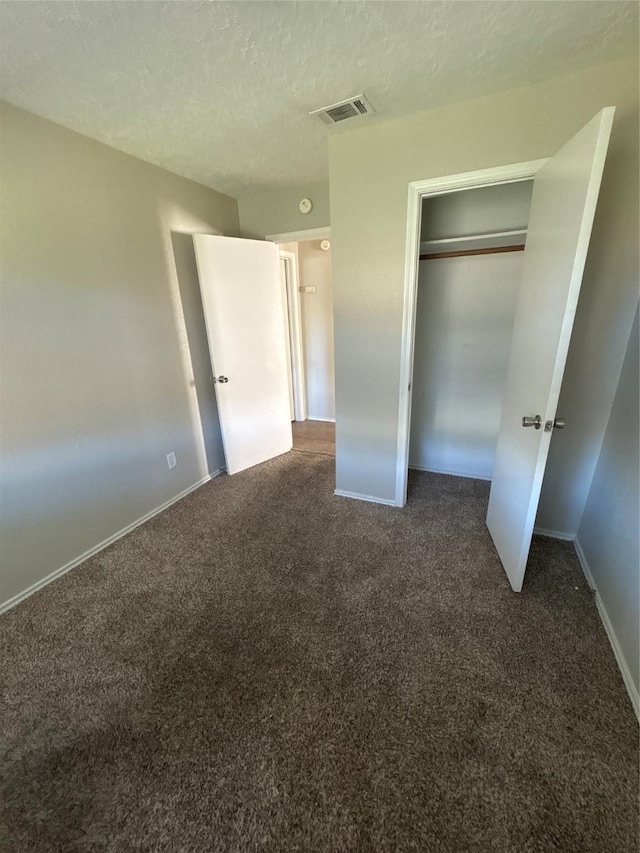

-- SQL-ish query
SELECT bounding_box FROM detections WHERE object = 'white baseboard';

[307,416,336,423]
[532,526,576,541]
[0,468,225,615]
[334,488,399,507]
[574,537,639,723]
[409,464,491,481]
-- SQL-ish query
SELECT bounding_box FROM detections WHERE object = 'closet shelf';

[419,229,527,259]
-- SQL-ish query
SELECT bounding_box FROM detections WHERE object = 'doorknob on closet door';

[522,415,542,429]
[213,375,229,384]
[522,414,566,431]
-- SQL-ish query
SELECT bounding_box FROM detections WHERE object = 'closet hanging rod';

[420,244,525,261]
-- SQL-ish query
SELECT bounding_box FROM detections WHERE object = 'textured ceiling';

[0,1,637,197]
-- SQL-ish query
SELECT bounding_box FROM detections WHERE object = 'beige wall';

[0,102,240,608]
[238,181,330,240]
[420,180,533,242]
[577,305,639,701]
[329,58,639,520]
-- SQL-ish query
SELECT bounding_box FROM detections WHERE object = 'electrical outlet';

[167,452,177,469]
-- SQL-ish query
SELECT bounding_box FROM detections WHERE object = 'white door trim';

[395,159,549,507]
[266,226,330,243]
[279,250,307,421]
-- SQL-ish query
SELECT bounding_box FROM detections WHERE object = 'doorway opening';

[396,159,548,509]
[409,179,534,483]
[270,230,336,458]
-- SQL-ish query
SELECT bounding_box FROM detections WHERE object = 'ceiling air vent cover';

[309,94,375,125]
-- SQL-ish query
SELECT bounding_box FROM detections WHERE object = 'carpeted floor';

[1,451,637,852]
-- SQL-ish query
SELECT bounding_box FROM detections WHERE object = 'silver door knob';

[216,375,229,384]
[522,415,542,429]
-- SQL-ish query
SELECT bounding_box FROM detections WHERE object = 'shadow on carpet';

[1,451,637,852]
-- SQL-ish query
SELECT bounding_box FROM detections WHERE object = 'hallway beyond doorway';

[292,419,335,456]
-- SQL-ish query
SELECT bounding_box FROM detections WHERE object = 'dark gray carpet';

[1,451,637,852]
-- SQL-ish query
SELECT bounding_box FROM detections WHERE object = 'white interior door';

[193,234,292,475]
[487,107,615,592]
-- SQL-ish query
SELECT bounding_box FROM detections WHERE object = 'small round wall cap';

[299,198,313,214]
[320,239,331,251]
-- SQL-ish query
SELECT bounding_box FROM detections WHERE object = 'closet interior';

[409,180,534,480]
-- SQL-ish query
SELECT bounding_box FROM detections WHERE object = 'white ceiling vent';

[309,94,375,125]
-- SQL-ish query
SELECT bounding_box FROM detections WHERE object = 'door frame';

[266,226,331,243]
[395,160,549,507]
[279,249,307,422]
[267,227,331,425]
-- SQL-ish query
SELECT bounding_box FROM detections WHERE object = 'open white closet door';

[193,235,292,475]
[487,107,615,592]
